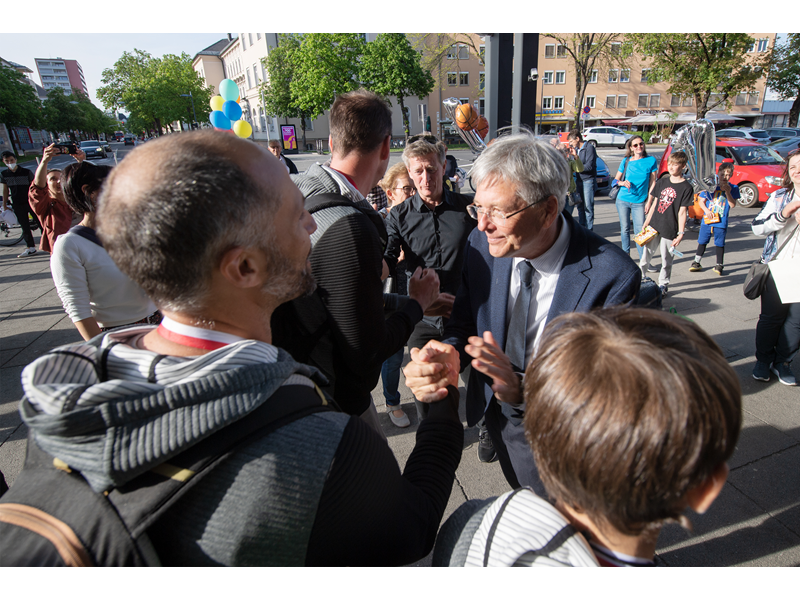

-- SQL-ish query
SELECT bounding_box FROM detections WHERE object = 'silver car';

[581,126,633,149]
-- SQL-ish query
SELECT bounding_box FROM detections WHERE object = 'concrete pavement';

[1,150,799,566]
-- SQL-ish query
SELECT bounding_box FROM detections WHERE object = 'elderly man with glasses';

[403,132,641,493]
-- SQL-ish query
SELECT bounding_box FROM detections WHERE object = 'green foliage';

[360,33,434,137]
[290,33,365,120]
[98,49,213,135]
[260,34,303,121]
[0,65,42,133]
[628,34,766,119]
[767,34,800,127]
[42,87,85,136]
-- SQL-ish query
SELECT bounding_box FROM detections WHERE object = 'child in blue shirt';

[689,162,739,275]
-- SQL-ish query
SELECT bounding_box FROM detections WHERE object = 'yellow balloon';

[210,95,224,112]
[233,120,252,138]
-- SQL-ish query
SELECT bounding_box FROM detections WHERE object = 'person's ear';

[328,135,334,154]
[686,463,729,515]
[218,247,265,289]
[380,135,391,161]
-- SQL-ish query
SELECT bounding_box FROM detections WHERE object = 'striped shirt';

[22,325,313,416]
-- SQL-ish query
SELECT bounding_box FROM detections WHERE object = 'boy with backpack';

[688,162,739,275]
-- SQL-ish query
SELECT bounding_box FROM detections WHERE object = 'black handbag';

[608,158,628,201]
[743,223,799,300]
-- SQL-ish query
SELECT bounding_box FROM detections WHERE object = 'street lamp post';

[180,93,198,130]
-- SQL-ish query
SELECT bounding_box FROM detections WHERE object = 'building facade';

[192,33,431,151]
[34,58,88,96]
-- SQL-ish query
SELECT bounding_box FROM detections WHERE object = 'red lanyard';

[156,316,246,351]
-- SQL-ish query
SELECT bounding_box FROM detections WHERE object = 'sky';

[1,33,229,108]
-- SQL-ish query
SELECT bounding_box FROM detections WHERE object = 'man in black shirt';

[1,151,37,257]
[385,135,475,421]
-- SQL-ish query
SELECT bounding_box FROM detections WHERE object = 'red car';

[657,137,786,208]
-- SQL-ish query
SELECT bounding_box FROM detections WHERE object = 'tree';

[290,33,365,120]
[0,64,42,155]
[767,33,800,127]
[42,88,85,140]
[360,33,435,139]
[542,34,629,127]
[260,34,307,146]
[98,49,212,136]
[629,34,768,119]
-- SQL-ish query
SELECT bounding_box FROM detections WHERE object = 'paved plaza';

[1,147,799,566]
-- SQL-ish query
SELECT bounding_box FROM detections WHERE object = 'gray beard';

[262,254,317,304]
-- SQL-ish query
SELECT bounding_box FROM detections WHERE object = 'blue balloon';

[222,100,242,121]
[219,79,239,102]
[209,110,231,130]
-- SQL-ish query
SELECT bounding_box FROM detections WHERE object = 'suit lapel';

[548,214,590,321]
[489,257,513,351]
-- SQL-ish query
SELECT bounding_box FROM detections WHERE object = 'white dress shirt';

[505,214,571,366]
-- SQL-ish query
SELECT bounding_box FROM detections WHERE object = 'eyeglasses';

[467,196,551,225]
[393,186,416,195]
[631,143,644,148]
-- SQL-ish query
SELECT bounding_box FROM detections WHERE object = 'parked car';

[658,138,785,208]
[79,140,107,159]
[715,127,771,143]
[581,127,633,149]
[124,135,136,146]
[767,137,800,159]
[764,127,800,142]
[595,156,611,195]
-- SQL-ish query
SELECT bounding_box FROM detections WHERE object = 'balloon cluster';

[209,79,252,138]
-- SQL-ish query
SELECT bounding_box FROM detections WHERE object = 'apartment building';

[34,58,88,96]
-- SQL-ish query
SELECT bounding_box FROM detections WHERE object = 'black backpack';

[0,383,330,566]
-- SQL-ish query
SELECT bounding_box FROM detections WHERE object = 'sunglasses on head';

[408,134,439,144]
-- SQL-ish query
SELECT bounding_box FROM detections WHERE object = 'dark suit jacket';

[442,210,641,426]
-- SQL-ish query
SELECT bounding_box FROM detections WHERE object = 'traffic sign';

[583,106,591,114]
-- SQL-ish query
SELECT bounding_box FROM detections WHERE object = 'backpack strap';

[0,381,332,566]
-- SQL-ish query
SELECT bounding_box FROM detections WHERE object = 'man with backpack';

[272,89,445,433]
[0,130,464,566]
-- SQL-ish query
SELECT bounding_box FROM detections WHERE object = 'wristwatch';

[676,231,685,235]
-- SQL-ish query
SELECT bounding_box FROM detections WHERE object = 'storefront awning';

[601,119,629,125]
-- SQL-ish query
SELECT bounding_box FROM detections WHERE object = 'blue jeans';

[574,177,595,230]
[381,348,404,406]
[616,199,645,259]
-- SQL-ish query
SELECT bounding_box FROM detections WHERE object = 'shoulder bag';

[743,223,799,300]
[608,158,628,201]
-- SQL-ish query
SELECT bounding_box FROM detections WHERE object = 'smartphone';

[54,143,77,155]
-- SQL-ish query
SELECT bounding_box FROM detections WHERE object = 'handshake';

[404,332,525,406]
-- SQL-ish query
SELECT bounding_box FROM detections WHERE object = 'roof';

[193,38,235,62]
[0,57,33,73]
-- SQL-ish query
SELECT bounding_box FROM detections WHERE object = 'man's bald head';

[97,130,284,314]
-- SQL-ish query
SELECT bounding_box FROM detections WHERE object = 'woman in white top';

[51,159,158,340]
[751,150,800,385]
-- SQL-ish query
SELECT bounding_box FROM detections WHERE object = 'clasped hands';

[403,331,523,405]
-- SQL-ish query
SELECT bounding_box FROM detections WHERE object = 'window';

[748,40,756,53]
[605,95,616,109]
[620,69,630,83]
[708,93,724,109]
[554,96,564,110]
[683,96,693,107]
[542,71,553,84]
[618,95,627,108]
[458,45,469,60]
[542,96,552,109]
[447,72,457,86]
[249,33,253,45]
[555,71,565,84]
[757,38,768,52]
[253,64,259,84]
[671,95,681,107]
[610,42,621,56]
[246,68,252,89]
[589,70,598,84]
[545,44,555,59]
[608,69,618,83]
[748,91,760,105]
[638,94,649,108]
[585,96,595,109]
[479,72,485,91]
[735,93,747,106]
[556,44,567,59]
[478,98,485,116]
[242,34,247,50]
[649,94,660,108]
[447,45,457,59]
[479,45,485,63]
[257,33,261,40]
[641,69,650,83]
[460,72,469,86]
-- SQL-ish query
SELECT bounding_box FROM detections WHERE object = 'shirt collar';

[321,164,364,202]
[411,188,450,212]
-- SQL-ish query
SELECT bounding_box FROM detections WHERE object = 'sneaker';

[659,285,668,298]
[647,264,659,273]
[770,362,797,386]
[752,361,771,382]
[387,405,410,428]
[477,428,498,463]
[689,261,702,272]
[713,264,723,276]
[18,247,36,258]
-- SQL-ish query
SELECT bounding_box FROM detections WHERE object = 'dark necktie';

[506,261,534,373]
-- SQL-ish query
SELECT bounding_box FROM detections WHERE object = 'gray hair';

[402,137,446,167]
[470,131,570,212]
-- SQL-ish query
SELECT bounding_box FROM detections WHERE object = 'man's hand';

[42,143,59,162]
[465,331,522,405]
[407,267,440,313]
[403,339,459,403]
[73,148,86,163]
[423,292,455,318]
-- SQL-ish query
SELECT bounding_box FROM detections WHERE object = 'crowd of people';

[5,87,800,566]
